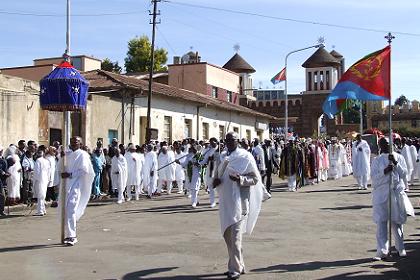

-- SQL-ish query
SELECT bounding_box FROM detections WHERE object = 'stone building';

[244,47,352,137]
[371,100,420,130]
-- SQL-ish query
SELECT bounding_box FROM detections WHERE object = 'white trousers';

[126,185,141,200]
[376,221,404,255]
[205,176,215,205]
[176,179,184,192]
[356,175,368,189]
[288,175,296,191]
[65,187,80,239]
[147,177,157,196]
[36,198,46,214]
[223,220,245,275]
[191,189,199,206]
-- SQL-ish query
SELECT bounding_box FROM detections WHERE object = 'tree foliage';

[101,58,122,73]
[394,95,409,106]
[124,35,168,73]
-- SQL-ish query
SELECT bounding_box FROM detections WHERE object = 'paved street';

[1,176,420,280]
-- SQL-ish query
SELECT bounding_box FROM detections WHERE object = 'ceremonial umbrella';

[40,61,89,111]
[39,60,89,243]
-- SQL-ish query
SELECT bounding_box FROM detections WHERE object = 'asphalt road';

[1,176,420,280]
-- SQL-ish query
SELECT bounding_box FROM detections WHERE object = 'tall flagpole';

[385,31,395,258]
[359,101,363,135]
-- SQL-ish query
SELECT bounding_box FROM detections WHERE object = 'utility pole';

[146,0,161,143]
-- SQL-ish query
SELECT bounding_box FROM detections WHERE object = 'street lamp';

[284,43,324,137]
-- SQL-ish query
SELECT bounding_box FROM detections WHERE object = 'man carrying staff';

[213,132,263,280]
[371,137,414,260]
[60,136,94,246]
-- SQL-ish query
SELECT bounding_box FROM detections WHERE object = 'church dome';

[302,47,341,68]
[223,53,256,73]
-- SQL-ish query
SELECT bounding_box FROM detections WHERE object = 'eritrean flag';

[323,46,391,119]
[271,67,286,85]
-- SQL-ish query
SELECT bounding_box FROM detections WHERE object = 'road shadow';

[0,243,63,253]
[121,267,225,280]
[270,183,289,193]
[304,188,360,194]
[320,205,372,211]
[251,258,373,274]
[0,214,26,219]
[116,204,218,215]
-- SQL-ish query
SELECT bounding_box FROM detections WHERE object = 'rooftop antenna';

[317,36,325,47]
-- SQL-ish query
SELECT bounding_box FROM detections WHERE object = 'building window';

[412,119,417,128]
[227,91,233,102]
[307,72,312,91]
[202,122,209,140]
[257,92,264,100]
[265,91,270,100]
[184,119,192,138]
[212,86,218,98]
[314,71,318,90]
[163,116,172,143]
[326,70,330,90]
[108,129,118,145]
[246,129,251,141]
[319,71,324,90]
[233,127,239,134]
[271,91,278,100]
[219,125,225,139]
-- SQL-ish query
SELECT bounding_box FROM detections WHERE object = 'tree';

[101,58,122,74]
[395,95,409,106]
[124,35,168,73]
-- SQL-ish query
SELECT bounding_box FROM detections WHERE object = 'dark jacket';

[0,157,8,188]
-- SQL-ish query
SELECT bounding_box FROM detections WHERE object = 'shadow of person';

[122,267,225,280]
[0,243,63,253]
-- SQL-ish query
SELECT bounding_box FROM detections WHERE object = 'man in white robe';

[213,132,263,280]
[33,150,50,216]
[340,140,351,177]
[199,138,219,208]
[60,136,95,246]
[371,137,414,260]
[173,141,187,194]
[400,139,413,190]
[157,146,176,194]
[125,144,142,201]
[179,145,202,208]
[328,138,342,180]
[111,148,128,204]
[352,134,371,190]
[251,139,265,177]
[143,144,158,199]
[407,140,418,184]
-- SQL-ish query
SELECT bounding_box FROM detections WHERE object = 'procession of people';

[0,131,419,278]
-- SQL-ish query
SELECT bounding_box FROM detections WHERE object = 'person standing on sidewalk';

[0,146,9,216]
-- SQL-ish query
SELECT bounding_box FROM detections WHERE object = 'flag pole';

[359,100,363,135]
[385,32,395,258]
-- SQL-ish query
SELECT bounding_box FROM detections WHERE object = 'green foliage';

[124,35,168,73]
[394,95,409,106]
[101,58,122,73]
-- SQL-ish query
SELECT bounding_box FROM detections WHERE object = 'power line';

[0,10,144,17]
[156,26,177,55]
[164,0,420,37]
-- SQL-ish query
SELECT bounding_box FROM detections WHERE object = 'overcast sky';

[1,0,419,101]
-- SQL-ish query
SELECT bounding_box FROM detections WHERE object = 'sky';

[1,0,419,102]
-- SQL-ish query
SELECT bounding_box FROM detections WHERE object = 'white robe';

[217,148,263,235]
[174,150,187,181]
[352,140,371,178]
[125,152,142,186]
[158,151,176,181]
[32,157,50,200]
[251,145,265,172]
[401,145,413,180]
[371,152,414,224]
[45,155,56,188]
[111,155,128,191]
[328,144,342,179]
[143,151,158,191]
[62,149,95,221]
[340,144,351,176]
[6,154,22,199]
[408,145,418,180]
[182,153,201,191]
